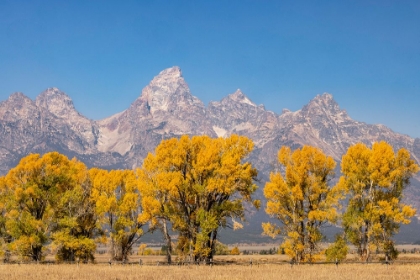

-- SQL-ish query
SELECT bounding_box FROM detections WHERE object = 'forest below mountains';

[0,134,418,264]
[2,68,420,244]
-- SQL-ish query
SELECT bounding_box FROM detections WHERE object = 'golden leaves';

[339,141,419,261]
[264,145,339,262]
[0,152,100,261]
[138,134,258,259]
[262,222,281,238]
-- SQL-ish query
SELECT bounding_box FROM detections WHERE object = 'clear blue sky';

[1,1,419,137]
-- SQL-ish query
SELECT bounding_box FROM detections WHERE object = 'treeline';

[0,135,257,263]
[0,135,418,264]
[263,142,418,263]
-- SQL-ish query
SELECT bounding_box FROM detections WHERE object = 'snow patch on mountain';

[213,126,227,137]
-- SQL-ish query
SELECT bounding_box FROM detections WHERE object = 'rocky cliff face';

[273,93,417,162]
[1,66,419,209]
[0,89,122,171]
[96,66,214,168]
[207,89,279,148]
[35,87,100,153]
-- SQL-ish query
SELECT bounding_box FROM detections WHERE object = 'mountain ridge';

[2,66,420,242]
[1,66,419,212]
[2,66,419,159]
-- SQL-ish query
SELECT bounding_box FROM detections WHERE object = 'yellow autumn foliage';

[90,168,145,261]
[0,152,99,262]
[263,145,340,263]
[339,141,419,261]
[138,134,258,262]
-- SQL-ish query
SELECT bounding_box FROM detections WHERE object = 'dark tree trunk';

[208,229,218,262]
[32,245,43,262]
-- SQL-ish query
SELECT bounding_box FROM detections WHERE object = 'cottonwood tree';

[90,168,145,261]
[1,152,98,261]
[138,135,259,263]
[51,160,101,262]
[338,141,418,261]
[263,145,340,263]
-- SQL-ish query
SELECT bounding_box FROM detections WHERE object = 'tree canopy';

[0,139,418,263]
[90,168,144,261]
[338,141,419,261]
[0,152,99,261]
[138,134,259,262]
[263,145,340,263]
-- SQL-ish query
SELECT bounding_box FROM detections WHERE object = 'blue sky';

[1,1,419,137]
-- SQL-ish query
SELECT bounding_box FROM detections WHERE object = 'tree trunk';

[31,245,43,262]
[111,238,123,261]
[207,230,218,263]
[162,220,172,264]
[361,223,369,262]
[299,221,305,263]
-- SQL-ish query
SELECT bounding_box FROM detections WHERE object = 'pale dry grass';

[94,253,291,264]
[0,263,419,280]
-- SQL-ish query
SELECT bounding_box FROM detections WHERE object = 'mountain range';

[1,66,419,241]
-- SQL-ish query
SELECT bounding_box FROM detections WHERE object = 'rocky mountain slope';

[96,66,215,168]
[1,66,419,217]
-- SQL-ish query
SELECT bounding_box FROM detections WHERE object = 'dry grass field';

[2,253,420,280]
[0,263,420,280]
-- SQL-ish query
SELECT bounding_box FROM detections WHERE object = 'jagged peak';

[311,92,336,105]
[138,66,202,114]
[8,92,32,102]
[305,92,339,110]
[142,66,185,93]
[35,88,77,118]
[145,66,184,89]
[232,88,244,97]
[156,66,182,78]
[318,92,333,99]
[297,92,350,120]
[36,87,72,102]
[224,89,256,106]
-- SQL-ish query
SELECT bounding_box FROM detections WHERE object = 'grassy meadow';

[1,254,420,280]
[1,262,420,280]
